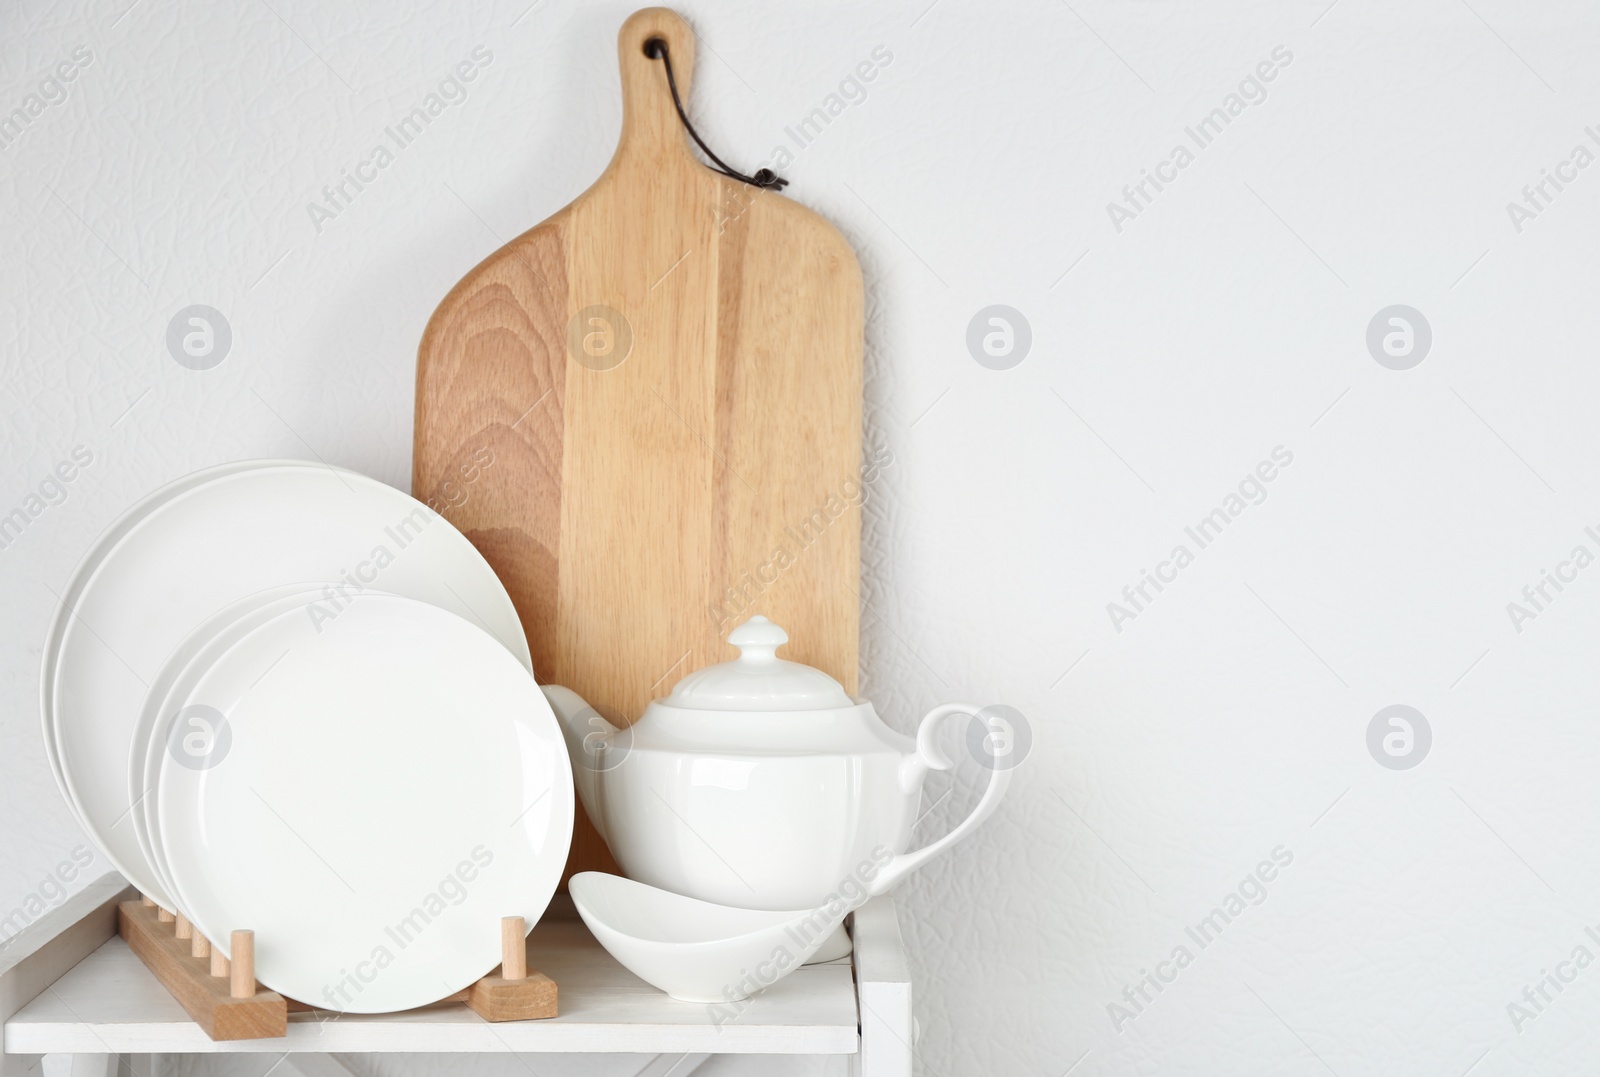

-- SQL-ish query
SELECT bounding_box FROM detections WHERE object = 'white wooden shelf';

[1,874,913,1076]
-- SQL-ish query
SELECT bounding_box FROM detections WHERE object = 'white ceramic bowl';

[569,872,841,1004]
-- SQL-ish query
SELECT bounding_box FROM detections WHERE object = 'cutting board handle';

[614,7,698,172]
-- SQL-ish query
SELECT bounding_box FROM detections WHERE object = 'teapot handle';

[870,703,1013,896]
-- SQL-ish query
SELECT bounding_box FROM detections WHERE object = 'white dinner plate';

[131,583,345,909]
[53,463,532,909]
[156,593,572,1013]
[40,460,308,820]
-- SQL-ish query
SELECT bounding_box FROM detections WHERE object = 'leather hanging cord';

[644,37,789,191]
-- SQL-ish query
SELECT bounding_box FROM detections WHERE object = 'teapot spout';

[541,684,618,845]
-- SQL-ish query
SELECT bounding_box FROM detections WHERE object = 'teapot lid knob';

[727,615,787,663]
[659,614,854,711]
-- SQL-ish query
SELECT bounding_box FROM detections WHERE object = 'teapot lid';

[663,616,855,712]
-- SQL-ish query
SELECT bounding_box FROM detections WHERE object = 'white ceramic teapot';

[543,616,1011,912]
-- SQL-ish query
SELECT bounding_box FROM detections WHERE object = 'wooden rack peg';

[229,930,254,999]
[462,915,557,1021]
[118,898,556,1039]
[118,898,285,1040]
[502,916,527,980]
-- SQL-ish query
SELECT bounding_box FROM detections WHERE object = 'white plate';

[156,593,572,1013]
[53,463,532,909]
[131,584,346,909]
[40,460,309,819]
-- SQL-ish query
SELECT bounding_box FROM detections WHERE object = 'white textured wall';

[6,0,1600,1073]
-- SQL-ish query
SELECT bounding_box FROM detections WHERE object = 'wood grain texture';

[464,968,558,1022]
[501,916,527,980]
[415,7,864,882]
[117,902,286,1041]
[227,931,253,1000]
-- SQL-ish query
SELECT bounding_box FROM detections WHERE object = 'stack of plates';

[41,461,574,1013]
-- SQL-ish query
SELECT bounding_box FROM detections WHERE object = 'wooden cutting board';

[414,7,864,881]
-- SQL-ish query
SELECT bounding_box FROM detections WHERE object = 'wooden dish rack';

[119,894,557,1040]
